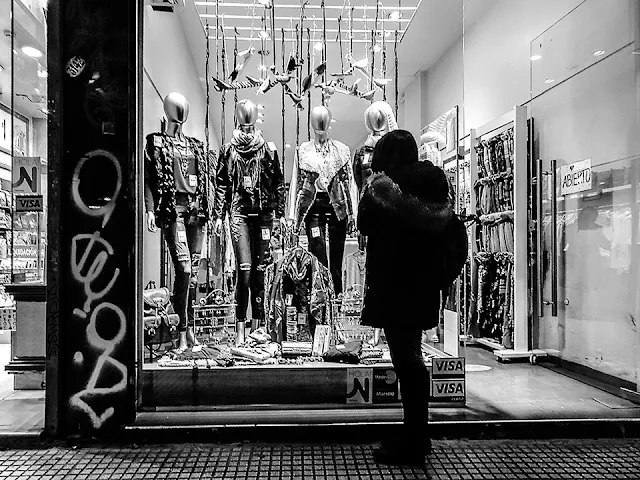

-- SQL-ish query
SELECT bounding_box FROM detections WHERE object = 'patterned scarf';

[230,128,266,154]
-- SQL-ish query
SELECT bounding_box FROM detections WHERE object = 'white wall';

[400,74,423,141]
[461,0,583,132]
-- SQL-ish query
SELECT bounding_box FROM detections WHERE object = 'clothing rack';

[467,106,546,363]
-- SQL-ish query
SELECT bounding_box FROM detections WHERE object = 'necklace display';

[314,139,331,158]
[168,134,191,178]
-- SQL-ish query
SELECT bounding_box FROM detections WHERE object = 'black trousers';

[230,211,274,322]
[384,325,430,442]
[163,198,205,332]
[304,193,347,295]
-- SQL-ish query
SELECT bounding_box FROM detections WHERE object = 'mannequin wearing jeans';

[214,99,286,345]
[145,92,215,352]
[288,106,358,295]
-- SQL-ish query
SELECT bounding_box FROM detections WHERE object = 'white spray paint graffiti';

[68,148,128,430]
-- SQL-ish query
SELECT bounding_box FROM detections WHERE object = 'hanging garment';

[342,250,367,293]
[264,247,335,343]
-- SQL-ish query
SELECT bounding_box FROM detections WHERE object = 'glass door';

[532,0,640,397]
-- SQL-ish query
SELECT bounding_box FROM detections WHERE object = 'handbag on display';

[143,287,180,354]
[322,340,363,364]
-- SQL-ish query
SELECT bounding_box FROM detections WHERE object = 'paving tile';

[0,439,638,479]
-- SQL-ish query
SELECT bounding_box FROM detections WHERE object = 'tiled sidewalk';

[0,439,639,479]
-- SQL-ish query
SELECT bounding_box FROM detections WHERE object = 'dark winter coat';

[358,160,453,330]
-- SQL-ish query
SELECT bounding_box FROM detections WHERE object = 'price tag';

[285,294,293,306]
[177,230,187,244]
[311,226,321,238]
[243,175,252,189]
[189,174,198,187]
[362,153,371,165]
[153,136,163,147]
[261,228,271,241]
[297,312,307,325]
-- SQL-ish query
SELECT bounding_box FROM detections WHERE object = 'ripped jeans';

[231,211,274,323]
[163,199,205,332]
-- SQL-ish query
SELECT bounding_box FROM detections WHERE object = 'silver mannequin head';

[163,92,190,124]
[235,99,258,128]
[364,101,396,136]
[310,106,332,134]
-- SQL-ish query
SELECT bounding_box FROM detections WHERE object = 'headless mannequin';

[145,92,206,352]
[214,99,285,346]
[354,101,398,346]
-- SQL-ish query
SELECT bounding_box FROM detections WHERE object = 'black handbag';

[143,287,180,355]
[322,340,363,364]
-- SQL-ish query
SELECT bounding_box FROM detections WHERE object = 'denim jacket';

[287,139,359,230]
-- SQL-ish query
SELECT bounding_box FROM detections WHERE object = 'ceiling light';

[37,69,48,78]
[388,11,401,21]
[21,46,43,58]
[259,30,269,39]
[257,104,265,110]
[384,30,391,38]
[544,78,555,84]
[530,54,542,61]
[593,50,605,56]
[373,44,382,53]
[314,42,323,51]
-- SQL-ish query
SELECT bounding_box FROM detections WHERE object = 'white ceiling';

[173,0,494,162]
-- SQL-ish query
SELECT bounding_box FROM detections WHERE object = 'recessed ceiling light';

[388,11,401,21]
[37,69,48,78]
[530,54,542,61]
[544,78,555,84]
[21,46,43,58]
[593,50,605,56]
[314,42,323,51]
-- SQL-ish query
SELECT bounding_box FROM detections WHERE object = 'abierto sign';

[560,159,592,196]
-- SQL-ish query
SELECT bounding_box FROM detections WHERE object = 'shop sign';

[560,158,592,195]
[372,368,400,404]
[15,195,43,212]
[431,357,465,378]
[346,368,373,404]
[431,379,465,402]
[12,157,42,195]
[14,245,38,258]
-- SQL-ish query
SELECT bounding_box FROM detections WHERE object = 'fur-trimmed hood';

[357,161,452,235]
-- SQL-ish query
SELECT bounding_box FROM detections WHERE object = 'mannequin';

[144,92,216,352]
[288,105,358,295]
[353,101,398,345]
[214,99,285,346]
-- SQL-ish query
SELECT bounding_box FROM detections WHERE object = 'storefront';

[31,0,640,437]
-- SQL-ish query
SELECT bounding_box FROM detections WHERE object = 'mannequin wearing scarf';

[288,106,358,296]
[214,99,285,344]
[144,92,216,352]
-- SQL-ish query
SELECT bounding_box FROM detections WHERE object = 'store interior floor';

[431,343,640,422]
[0,343,44,434]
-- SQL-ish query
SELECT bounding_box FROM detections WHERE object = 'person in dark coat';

[358,129,453,466]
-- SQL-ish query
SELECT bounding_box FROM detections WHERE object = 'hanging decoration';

[381,4,387,101]
[306,27,311,140]
[394,29,399,119]
[232,27,239,124]
[219,6,227,143]
[204,19,212,294]
[281,27,286,158]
